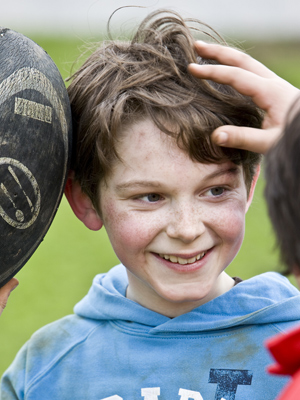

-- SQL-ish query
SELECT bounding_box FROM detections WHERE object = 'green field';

[1,36,300,375]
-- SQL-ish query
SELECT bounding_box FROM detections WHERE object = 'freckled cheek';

[210,204,246,243]
[102,205,162,253]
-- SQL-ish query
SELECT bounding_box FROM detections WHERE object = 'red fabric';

[275,369,300,400]
[266,325,300,399]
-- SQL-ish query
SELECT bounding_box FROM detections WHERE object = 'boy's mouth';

[158,252,206,265]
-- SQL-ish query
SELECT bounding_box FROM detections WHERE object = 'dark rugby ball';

[0,28,72,287]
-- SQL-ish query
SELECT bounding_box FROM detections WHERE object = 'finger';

[189,62,300,126]
[211,126,282,154]
[194,41,277,79]
[188,63,269,108]
[0,278,19,314]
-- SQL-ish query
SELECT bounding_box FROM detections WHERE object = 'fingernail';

[196,40,207,45]
[215,131,228,145]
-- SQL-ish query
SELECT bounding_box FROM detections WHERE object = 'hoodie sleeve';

[1,315,101,400]
[0,343,27,400]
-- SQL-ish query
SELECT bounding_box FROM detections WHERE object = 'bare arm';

[188,41,300,154]
[0,278,19,316]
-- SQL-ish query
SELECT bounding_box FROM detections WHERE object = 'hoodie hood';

[74,264,300,334]
[4,264,300,400]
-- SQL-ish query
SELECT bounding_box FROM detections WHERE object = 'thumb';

[211,126,282,154]
[0,278,19,315]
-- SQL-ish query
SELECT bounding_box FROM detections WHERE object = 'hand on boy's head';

[210,126,282,155]
[188,41,300,154]
[0,278,19,316]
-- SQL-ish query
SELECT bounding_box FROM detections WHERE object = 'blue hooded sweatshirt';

[2,264,300,400]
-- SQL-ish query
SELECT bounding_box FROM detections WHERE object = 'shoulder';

[27,314,101,359]
[3,315,102,387]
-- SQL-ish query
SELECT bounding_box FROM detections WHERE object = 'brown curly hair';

[67,9,262,212]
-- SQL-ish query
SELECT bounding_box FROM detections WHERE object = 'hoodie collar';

[74,264,300,334]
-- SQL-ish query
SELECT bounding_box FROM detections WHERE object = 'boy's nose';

[166,204,205,243]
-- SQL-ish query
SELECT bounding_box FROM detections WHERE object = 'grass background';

[1,36,300,375]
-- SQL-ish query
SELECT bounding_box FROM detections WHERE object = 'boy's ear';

[245,165,260,213]
[64,171,103,231]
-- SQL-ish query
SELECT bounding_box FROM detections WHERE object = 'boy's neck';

[125,271,235,318]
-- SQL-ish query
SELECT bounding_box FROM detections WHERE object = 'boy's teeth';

[159,252,205,264]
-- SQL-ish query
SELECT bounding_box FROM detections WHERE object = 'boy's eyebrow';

[204,166,240,181]
[115,181,162,191]
[115,167,240,192]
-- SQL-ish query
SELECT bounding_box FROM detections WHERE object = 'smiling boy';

[2,9,300,400]
[89,120,251,317]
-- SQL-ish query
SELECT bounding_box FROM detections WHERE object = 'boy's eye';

[207,187,225,197]
[140,193,162,202]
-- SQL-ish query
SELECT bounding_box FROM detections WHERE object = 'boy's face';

[98,119,256,317]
